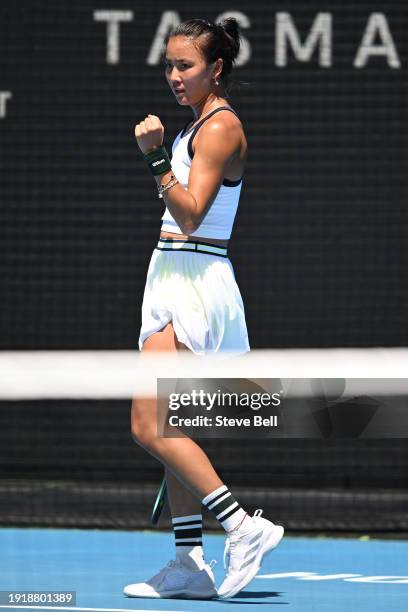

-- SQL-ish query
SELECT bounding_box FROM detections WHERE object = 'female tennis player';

[124,18,284,600]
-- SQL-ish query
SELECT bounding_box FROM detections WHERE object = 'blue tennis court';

[1,528,407,612]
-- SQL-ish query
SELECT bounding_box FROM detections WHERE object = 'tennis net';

[0,348,407,532]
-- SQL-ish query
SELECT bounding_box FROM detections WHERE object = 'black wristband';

[143,146,172,176]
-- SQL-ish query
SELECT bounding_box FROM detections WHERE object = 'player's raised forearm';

[134,115,202,234]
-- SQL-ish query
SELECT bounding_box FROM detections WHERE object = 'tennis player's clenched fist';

[135,114,164,154]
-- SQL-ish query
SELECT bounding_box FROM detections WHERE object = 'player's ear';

[213,58,223,81]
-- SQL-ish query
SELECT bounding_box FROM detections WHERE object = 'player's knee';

[130,411,157,450]
[131,420,153,448]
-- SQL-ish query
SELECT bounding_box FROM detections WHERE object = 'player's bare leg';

[165,466,201,516]
[131,322,223,499]
[124,323,218,599]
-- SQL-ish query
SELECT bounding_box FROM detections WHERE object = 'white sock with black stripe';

[172,514,205,570]
[202,485,254,533]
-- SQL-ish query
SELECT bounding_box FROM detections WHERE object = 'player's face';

[164,36,215,105]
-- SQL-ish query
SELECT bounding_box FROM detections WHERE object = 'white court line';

[0,606,190,612]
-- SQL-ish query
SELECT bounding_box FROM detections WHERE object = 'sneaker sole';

[217,524,284,599]
[124,587,217,600]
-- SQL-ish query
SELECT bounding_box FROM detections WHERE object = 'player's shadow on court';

[217,590,287,603]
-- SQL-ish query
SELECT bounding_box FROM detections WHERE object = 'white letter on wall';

[0,92,12,118]
[276,12,332,67]
[354,13,400,68]
[147,11,182,65]
[94,10,134,65]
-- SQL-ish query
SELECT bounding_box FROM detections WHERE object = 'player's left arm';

[183,120,241,233]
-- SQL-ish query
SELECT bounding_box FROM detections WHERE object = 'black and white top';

[161,106,243,240]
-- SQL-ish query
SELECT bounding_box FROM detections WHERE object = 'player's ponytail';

[218,17,240,66]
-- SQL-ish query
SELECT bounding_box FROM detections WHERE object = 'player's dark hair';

[165,17,249,97]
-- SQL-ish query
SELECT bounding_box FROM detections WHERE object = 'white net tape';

[0,348,407,399]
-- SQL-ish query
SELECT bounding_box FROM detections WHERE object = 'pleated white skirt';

[139,240,250,356]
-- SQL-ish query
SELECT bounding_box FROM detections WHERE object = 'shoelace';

[151,558,217,587]
[226,534,246,572]
[151,559,180,587]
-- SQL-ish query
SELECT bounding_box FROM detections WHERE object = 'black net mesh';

[0,399,407,531]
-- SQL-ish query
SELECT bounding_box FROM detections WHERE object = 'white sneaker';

[123,558,217,599]
[217,509,284,599]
